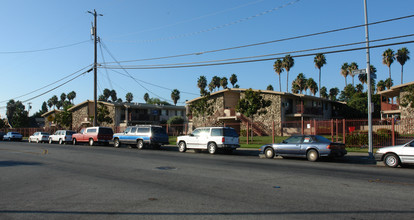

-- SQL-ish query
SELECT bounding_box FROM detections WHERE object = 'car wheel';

[137,140,144,149]
[89,139,94,146]
[49,139,53,144]
[59,139,63,145]
[36,139,39,143]
[307,149,319,162]
[72,139,77,145]
[207,142,217,154]
[114,139,120,148]
[178,141,187,152]
[384,153,400,168]
[265,147,275,159]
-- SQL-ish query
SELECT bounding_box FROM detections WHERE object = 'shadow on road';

[0,160,43,167]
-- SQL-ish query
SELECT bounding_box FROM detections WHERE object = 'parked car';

[72,127,113,146]
[3,132,23,141]
[113,125,169,149]
[49,130,76,144]
[375,139,414,168]
[260,135,347,162]
[0,131,6,141]
[28,132,50,143]
[176,127,240,154]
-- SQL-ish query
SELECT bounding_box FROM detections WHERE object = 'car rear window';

[224,128,238,137]
[67,131,76,135]
[87,128,97,133]
[152,127,166,135]
[314,135,331,143]
[138,128,150,133]
[99,128,113,135]
[41,132,49,135]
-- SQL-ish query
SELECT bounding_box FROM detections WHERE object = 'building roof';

[185,88,339,104]
[41,109,62,117]
[67,100,185,112]
[377,81,414,98]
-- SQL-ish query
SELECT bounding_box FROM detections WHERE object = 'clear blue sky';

[1,0,413,118]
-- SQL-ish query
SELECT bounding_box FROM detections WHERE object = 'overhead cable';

[0,40,91,54]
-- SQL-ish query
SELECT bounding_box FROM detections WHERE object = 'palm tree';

[103,88,111,101]
[67,91,76,103]
[349,62,358,86]
[110,90,117,102]
[125,92,133,103]
[208,81,215,93]
[282,55,294,93]
[293,73,306,94]
[385,78,393,90]
[356,84,364,93]
[171,89,180,105]
[396,47,410,84]
[377,80,386,93]
[197,76,207,94]
[229,74,238,88]
[211,76,221,91]
[340,62,349,87]
[273,59,284,92]
[143,93,149,103]
[307,78,318,96]
[266,85,274,91]
[329,88,339,101]
[51,95,58,109]
[314,53,326,97]
[382,48,395,81]
[55,100,62,110]
[220,77,228,89]
[60,93,66,102]
[47,98,53,110]
[320,87,328,99]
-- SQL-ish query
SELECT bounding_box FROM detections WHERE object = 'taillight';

[222,137,225,143]
[327,145,331,149]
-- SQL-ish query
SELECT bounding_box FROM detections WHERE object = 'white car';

[3,132,23,141]
[49,130,76,144]
[375,139,414,168]
[28,132,50,143]
[176,127,240,154]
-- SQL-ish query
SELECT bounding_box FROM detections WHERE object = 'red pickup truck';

[72,127,113,146]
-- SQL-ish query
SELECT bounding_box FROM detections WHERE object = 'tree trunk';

[279,74,282,92]
[401,65,404,84]
[319,69,321,97]
[286,71,289,93]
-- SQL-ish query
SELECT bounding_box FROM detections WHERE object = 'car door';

[277,136,303,156]
[299,136,314,156]
[186,129,201,148]
[197,128,210,149]
[400,141,414,163]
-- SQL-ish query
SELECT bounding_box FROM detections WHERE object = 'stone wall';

[191,94,224,129]
[71,105,90,130]
[398,90,414,134]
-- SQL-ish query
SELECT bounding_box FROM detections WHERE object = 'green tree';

[144,93,149,103]
[167,116,184,125]
[103,88,111,101]
[39,102,48,115]
[212,76,221,91]
[55,104,73,129]
[171,89,180,105]
[110,90,117,102]
[314,53,326,97]
[341,62,349,87]
[291,83,300,94]
[349,62,358,86]
[189,93,214,123]
[208,81,215,93]
[396,47,410,84]
[125,92,133,103]
[339,84,356,102]
[382,48,395,81]
[293,73,307,94]
[306,78,318,96]
[273,59,284,92]
[67,91,76,103]
[377,80,386,93]
[229,74,238,88]
[147,98,170,105]
[47,99,53,110]
[266,85,274,91]
[220,77,228,89]
[60,93,66,102]
[55,101,63,110]
[356,84,364,93]
[236,89,271,140]
[329,88,339,101]
[96,103,113,125]
[400,85,414,108]
[98,95,106,101]
[6,100,29,128]
[197,76,207,95]
[51,95,58,109]
[385,78,393,90]
[282,55,294,93]
[320,87,328,99]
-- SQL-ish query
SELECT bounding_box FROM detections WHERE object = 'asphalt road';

[0,141,413,220]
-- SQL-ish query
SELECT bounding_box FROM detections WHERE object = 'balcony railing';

[295,105,323,115]
[381,102,399,111]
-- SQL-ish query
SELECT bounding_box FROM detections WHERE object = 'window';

[284,136,303,144]
[138,128,150,133]
[124,127,131,133]
[224,128,239,137]
[130,127,137,133]
[192,129,201,136]
[87,128,97,133]
[211,129,222,136]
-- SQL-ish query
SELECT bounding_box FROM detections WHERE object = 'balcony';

[381,102,399,111]
[295,104,323,116]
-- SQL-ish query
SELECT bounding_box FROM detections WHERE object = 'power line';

[0,40,91,54]
[102,14,414,64]
[100,40,414,69]
[0,64,93,104]
[102,34,414,68]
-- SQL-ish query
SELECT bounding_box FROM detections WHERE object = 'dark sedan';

[259,135,347,162]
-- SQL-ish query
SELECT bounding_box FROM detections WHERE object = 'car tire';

[89,139,94,146]
[178,142,187,153]
[72,138,77,145]
[114,139,120,148]
[49,139,53,144]
[207,142,217,154]
[265,147,275,159]
[36,139,39,143]
[384,153,400,168]
[307,149,319,162]
[59,139,63,145]
[137,140,144,149]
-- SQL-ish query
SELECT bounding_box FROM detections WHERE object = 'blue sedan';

[259,135,347,162]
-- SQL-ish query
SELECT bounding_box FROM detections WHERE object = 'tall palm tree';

[385,78,393,90]
[103,89,111,101]
[171,89,180,105]
[329,88,339,101]
[320,87,328,99]
[51,95,58,110]
[396,47,410,84]
[67,91,76,103]
[314,53,326,97]
[340,62,349,87]
[382,48,395,81]
[110,90,117,102]
[282,55,294,93]
[125,92,133,103]
[47,98,53,110]
[220,77,228,89]
[266,85,274,91]
[212,76,221,91]
[307,78,318,96]
[143,93,149,103]
[294,73,306,94]
[60,93,66,102]
[197,76,207,94]
[349,62,358,86]
[273,59,284,92]
[356,84,364,93]
[229,74,238,88]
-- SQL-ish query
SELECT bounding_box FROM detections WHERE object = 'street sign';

[351,69,366,76]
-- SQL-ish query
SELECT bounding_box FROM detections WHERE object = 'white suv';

[177,127,240,154]
[49,130,76,144]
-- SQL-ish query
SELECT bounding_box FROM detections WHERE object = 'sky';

[1,0,413,118]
